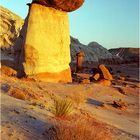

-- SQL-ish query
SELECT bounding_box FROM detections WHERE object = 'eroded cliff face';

[0,6,23,61]
[109,48,139,63]
[15,3,72,82]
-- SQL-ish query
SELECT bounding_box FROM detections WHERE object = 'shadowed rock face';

[33,0,84,12]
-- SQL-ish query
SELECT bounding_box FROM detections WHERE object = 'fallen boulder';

[98,64,113,81]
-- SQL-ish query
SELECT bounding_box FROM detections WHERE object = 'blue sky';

[1,0,139,49]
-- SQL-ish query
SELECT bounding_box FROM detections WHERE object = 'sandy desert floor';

[0,63,139,140]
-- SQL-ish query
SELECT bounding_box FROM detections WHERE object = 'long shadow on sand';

[86,98,103,106]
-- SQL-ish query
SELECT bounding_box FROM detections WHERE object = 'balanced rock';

[98,64,113,81]
[76,51,85,72]
[33,0,84,12]
[15,3,72,82]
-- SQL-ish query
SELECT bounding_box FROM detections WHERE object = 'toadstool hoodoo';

[14,0,84,83]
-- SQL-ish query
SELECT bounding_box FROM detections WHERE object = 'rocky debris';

[0,65,17,76]
[98,64,113,81]
[79,78,90,84]
[131,83,140,89]
[90,73,100,81]
[117,87,127,95]
[113,99,127,110]
[33,0,84,12]
[118,76,125,81]
[123,82,129,88]
[89,64,113,86]
[98,80,111,86]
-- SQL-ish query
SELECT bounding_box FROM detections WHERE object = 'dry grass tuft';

[46,115,112,140]
[52,97,74,119]
[9,87,26,100]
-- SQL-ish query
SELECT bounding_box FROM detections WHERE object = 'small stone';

[1,83,10,93]
[132,83,140,88]
[118,76,125,81]
[113,99,127,109]
[123,83,129,87]
[118,87,127,95]
[90,73,100,82]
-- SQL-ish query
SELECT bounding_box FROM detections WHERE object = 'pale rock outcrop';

[15,3,72,82]
[0,6,23,61]
[0,7,23,49]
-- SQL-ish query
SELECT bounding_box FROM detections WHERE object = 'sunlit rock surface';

[15,3,72,82]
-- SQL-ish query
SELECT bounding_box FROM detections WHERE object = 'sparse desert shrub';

[46,115,112,140]
[52,97,74,119]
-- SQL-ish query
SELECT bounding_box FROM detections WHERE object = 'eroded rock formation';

[13,0,84,82]
[15,3,74,82]
[33,0,84,12]
[76,51,84,72]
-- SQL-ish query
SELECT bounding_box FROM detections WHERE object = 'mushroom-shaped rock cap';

[33,0,84,12]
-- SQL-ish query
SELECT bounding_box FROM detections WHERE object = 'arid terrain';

[1,63,139,140]
[0,5,140,140]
